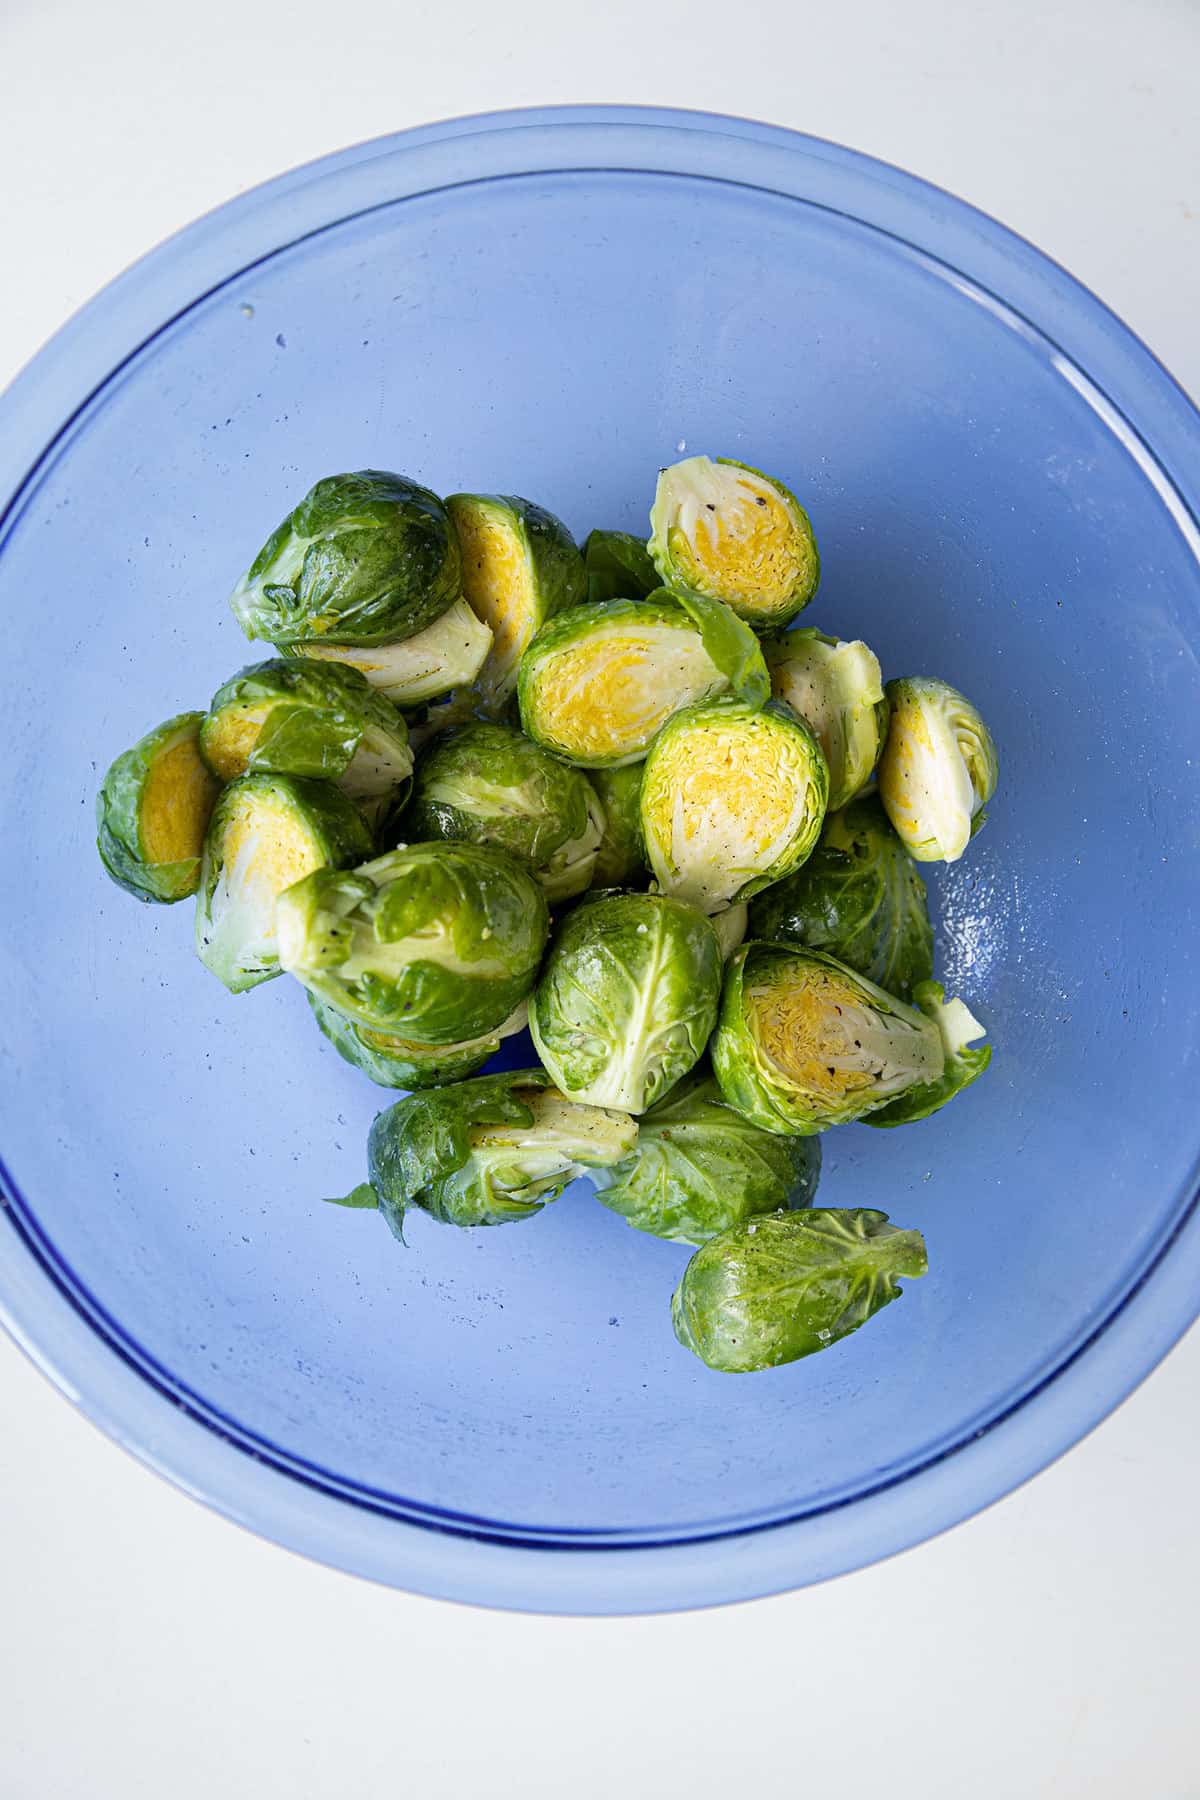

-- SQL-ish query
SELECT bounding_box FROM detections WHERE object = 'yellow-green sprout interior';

[746,958,942,1109]
[139,730,219,863]
[665,462,812,615]
[452,501,536,700]
[879,687,976,862]
[213,789,327,950]
[533,623,721,760]
[200,703,273,781]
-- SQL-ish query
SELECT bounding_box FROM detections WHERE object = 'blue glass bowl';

[2,107,1199,1614]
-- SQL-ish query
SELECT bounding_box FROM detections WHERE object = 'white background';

[2,1,1199,1794]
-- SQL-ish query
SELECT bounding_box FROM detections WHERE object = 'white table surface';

[2,2,1198,1793]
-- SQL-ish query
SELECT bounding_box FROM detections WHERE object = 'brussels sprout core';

[290,598,493,707]
[649,455,819,627]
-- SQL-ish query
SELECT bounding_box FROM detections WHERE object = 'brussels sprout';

[529,891,722,1113]
[446,493,586,715]
[591,1070,821,1244]
[587,763,646,889]
[711,903,749,961]
[96,711,220,903]
[765,628,888,810]
[582,528,659,603]
[878,676,999,863]
[404,722,604,903]
[865,982,992,1127]
[331,1070,637,1232]
[288,598,493,707]
[712,944,989,1135]
[200,658,412,834]
[518,594,767,769]
[276,841,549,1042]
[747,794,933,1001]
[308,991,528,1090]
[672,1208,928,1373]
[639,698,829,913]
[649,455,819,628]
[194,773,371,992]
[229,470,461,648]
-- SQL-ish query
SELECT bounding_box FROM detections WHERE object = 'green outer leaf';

[639,696,829,912]
[865,980,992,1127]
[591,1070,821,1243]
[582,529,659,603]
[275,841,550,1042]
[96,711,218,903]
[307,990,526,1090]
[747,793,933,1001]
[403,722,602,902]
[647,587,770,708]
[710,943,945,1135]
[587,763,647,889]
[671,1207,928,1372]
[229,470,461,647]
[194,772,373,992]
[764,626,888,810]
[529,890,722,1114]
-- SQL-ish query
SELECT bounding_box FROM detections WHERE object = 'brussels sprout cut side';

[748,794,934,1001]
[766,628,888,811]
[404,722,604,903]
[447,493,586,715]
[640,698,829,913]
[309,992,528,1090]
[878,676,999,863]
[672,1208,928,1373]
[276,841,549,1042]
[332,1070,637,1233]
[96,711,220,903]
[530,891,722,1114]
[649,454,820,628]
[194,773,372,992]
[288,598,493,708]
[592,1071,821,1244]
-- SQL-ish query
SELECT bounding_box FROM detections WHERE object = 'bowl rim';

[2,103,1199,1614]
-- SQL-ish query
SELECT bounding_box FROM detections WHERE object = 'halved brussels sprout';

[308,992,528,1090]
[587,763,646,890]
[200,658,412,834]
[672,1208,928,1372]
[194,773,371,992]
[229,470,461,647]
[582,528,659,603]
[639,698,829,913]
[404,722,604,904]
[518,595,765,769]
[276,841,549,1042]
[765,628,888,810]
[649,455,819,628]
[865,982,992,1127]
[287,598,493,707]
[530,890,722,1113]
[878,676,999,863]
[446,493,586,715]
[591,1070,821,1244]
[96,711,219,903]
[747,794,933,1001]
[331,1069,637,1232]
[712,943,988,1134]
[711,903,749,961]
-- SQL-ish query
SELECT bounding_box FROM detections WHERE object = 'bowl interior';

[2,148,1199,1551]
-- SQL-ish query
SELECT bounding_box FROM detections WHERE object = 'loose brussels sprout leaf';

[866,981,991,1127]
[711,903,749,961]
[404,722,604,903]
[672,1208,928,1372]
[587,763,647,889]
[878,676,999,863]
[200,658,412,834]
[640,698,829,913]
[711,944,947,1134]
[276,841,549,1042]
[592,1070,821,1244]
[308,991,527,1090]
[194,773,372,992]
[447,493,585,715]
[96,711,219,903]
[229,470,461,648]
[582,528,659,603]
[529,890,722,1113]
[287,598,493,707]
[747,794,933,1001]
[518,595,759,769]
[649,455,820,628]
[650,585,770,709]
[336,1070,637,1233]
[765,627,888,810]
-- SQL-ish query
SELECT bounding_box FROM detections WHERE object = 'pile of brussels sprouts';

[97,456,998,1375]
